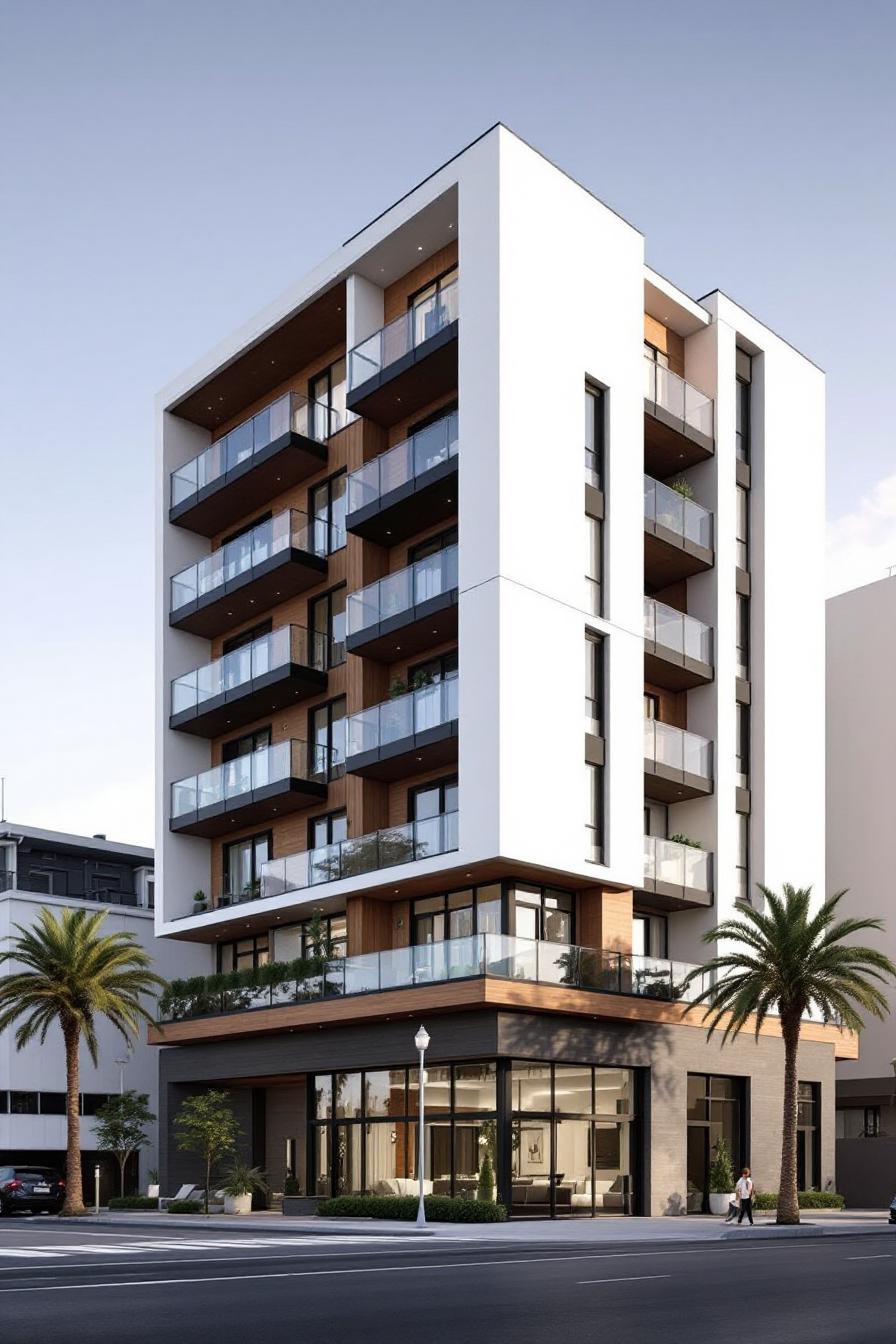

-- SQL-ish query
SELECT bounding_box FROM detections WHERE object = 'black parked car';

[0,1166,65,1215]
[889,1194,896,1225]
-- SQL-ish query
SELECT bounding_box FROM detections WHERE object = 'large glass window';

[410,776,458,822]
[585,633,603,736]
[586,762,604,864]
[310,471,347,554]
[633,912,668,958]
[585,384,605,488]
[217,933,269,973]
[309,357,348,439]
[511,884,574,944]
[585,514,602,616]
[223,831,271,903]
[409,266,458,346]
[310,698,346,779]
[736,813,750,904]
[309,586,346,669]
[686,1074,742,1213]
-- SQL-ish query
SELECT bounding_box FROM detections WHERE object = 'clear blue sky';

[1,0,893,846]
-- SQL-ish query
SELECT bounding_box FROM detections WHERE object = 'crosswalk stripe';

[0,1234,433,1261]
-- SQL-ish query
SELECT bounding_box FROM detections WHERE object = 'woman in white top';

[735,1167,754,1225]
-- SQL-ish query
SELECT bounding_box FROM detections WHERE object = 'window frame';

[222,830,272,903]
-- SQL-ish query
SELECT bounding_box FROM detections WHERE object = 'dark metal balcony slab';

[169,548,328,639]
[170,662,328,738]
[644,524,714,589]
[346,323,458,428]
[346,721,458,782]
[169,775,328,838]
[644,643,713,692]
[346,455,458,545]
[345,589,458,662]
[169,432,328,537]
[644,401,714,475]
[643,761,713,804]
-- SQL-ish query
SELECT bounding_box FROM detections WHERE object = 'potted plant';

[708,1136,736,1216]
[191,890,207,915]
[147,1168,160,1199]
[221,1159,270,1215]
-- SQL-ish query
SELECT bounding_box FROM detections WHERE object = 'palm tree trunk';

[777,1012,802,1225]
[61,1018,85,1216]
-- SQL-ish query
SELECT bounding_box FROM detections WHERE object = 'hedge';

[317,1195,507,1223]
[108,1196,159,1211]
[167,1199,203,1214]
[753,1191,845,1210]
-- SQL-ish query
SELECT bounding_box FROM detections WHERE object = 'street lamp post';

[414,1025,430,1228]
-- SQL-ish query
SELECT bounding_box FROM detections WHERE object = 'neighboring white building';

[828,575,896,1206]
[150,124,842,1216]
[0,824,201,1200]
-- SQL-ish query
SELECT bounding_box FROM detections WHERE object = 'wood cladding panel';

[645,681,687,730]
[346,894,393,956]
[644,315,685,377]
[383,243,458,325]
[577,888,633,955]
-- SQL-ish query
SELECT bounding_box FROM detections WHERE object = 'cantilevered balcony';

[346,280,458,426]
[169,394,341,536]
[169,509,336,638]
[345,545,458,660]
[644,720,713,802]
[261,811,459,896]
[644,476,714,588]
[644,598,713,691]
[345,410,458,544]
[169,740,331,838]
[345,676,458,780]
[642,835,713,910]
[169,625,328,737]
[644,356,714,474]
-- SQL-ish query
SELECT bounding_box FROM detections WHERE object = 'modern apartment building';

[152,125,849,1216]
[0,824,200,1200]
[828,576,896,1207]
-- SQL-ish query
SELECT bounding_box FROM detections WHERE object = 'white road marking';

[847,1254,891,1261]
[0,1233,436,1261]
[578,1274,671,1284]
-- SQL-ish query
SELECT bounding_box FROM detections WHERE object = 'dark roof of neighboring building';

[0,823,152,866]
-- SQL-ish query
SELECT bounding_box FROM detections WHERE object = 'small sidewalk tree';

[93,1091,156,1198]
[174,1090,240,1214]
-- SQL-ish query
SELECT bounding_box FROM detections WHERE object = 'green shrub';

[709,1137,735,1195]
[317,1195,507,1223]
[108,1196,160,1210]
[477,1153,495,1203]
[167,1199,203,1214]
[752,1190,845,1211]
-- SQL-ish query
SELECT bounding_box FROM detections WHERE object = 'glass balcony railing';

[644,476,713,549]
[170,509,341,614]
[644,597,713,666]
[346,410,459,514]
[171,626,327,718]
[170,393,343,510]
[644,835,711,892]
[346,545,458,638]
[157,931,714,1022]
[346,677,458,759]
[261,811,459,898]
[348,279,459,389]
[644,720,713,780]
[644,356,714,440]
[170,740,332,820]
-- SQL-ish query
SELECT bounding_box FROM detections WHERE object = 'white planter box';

[147,1184,160,1199]
[708,1192,734,1216]
[223,1193,252,1215]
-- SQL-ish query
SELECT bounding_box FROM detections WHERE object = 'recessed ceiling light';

[417,246,423,252]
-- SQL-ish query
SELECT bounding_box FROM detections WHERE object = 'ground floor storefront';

[157,1010,837,1217]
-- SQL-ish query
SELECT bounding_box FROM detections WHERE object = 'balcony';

[644,720,713,802]
[642,836,713,910]
[169,394,341,536]
[346,280,458,426]
[0,871,146,907]
[345,545,458,661]
[346,677,458,781]
[169,509,336,638]
[644,356,714,474]
[644,598,713,691]
[169,740,331,838]
[170,625,328,738]
[345,410,458,544]
[156,932,713,1026]
[644,476,714,588]
[261,811,459,897]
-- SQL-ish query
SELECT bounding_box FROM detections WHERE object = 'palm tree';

[686,885,895,1225]
[0,907,165,1216]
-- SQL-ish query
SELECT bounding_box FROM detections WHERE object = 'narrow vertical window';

[585,385,604,489]
[585,515,603,616]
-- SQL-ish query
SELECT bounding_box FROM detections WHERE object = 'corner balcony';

[169,740,331,838]
[169,625,328,738]
[169,394,340,537]
[345,410,458,544]
[345,545,458,661]
[644,356,714,474]
[346,279,458,426]
[261,811,459,896]
[644,720,713,803]
[345,676,458,781]
[169,509,336,638]
[644,598,713,691]
[644,476,714,588]
[642,835,713,911]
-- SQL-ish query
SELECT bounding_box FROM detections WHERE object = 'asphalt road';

[0,1220,894,1342]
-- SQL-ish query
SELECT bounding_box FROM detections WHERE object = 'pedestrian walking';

[735,1167,754,1225]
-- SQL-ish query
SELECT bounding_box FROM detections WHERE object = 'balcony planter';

[708,1193,734,1216]
[224,1193,252,1215]
[282,1195,321,1216]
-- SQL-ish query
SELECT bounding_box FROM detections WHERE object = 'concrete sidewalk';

[60,1208,893,1243]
